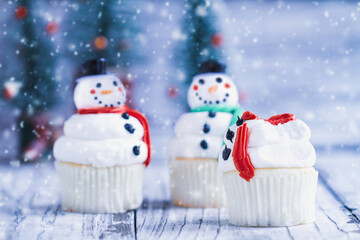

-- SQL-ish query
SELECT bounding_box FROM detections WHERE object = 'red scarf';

[78,106,151,167]
[232,111,295,181]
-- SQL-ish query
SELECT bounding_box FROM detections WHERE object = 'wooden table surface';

[0,144,359,239]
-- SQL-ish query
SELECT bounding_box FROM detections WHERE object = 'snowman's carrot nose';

[208,85,218,93]
[101,90,113,95]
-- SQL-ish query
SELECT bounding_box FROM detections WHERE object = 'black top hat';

[80,58,107,77]
[199,60,226,74]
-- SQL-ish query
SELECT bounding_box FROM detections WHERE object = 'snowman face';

[74,74,126,109]
[187,73,238,109]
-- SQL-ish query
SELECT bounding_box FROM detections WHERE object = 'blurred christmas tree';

[168,0,227,110]
[1,0,60,162]
[179,0,226,84]
[65,0,144,107]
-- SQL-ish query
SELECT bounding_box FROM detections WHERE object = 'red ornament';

[211,33,223,47]
[46,21,59,35]
[94,36,108,50]
[16,6,28,20]
[3,81,21,99]
[3,88,12,99]
[167,86,179,98]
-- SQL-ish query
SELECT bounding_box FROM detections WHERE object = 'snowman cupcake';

[53,58,151,213]
[219,111,318,226]
[168,60,243,208]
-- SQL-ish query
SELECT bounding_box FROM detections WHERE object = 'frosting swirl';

[54,113,148,167]
[169,111,232,159]
[64,113,144,140]
[218,112,316,175]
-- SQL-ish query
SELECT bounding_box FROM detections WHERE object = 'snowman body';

[169,72,239,159]
[53,61,151,213]
[54,73,150,167]
[169,67,241,208]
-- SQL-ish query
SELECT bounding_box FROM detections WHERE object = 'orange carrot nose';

[101,90,113,95]
[208,85,219,93]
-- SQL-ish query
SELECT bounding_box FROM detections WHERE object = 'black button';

[222,145,231,160]
[133,146,140,155]
[122,112,129,120]
[236,117,244,126]
[200,140,208,149]
[203,124,210,134]
[226,129,234,143]
[208,111,216,118]
[124,123,135,133]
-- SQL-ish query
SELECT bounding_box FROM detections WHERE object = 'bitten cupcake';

[219,111,317,226]
[53,58,151,213]
[168,60,242,208]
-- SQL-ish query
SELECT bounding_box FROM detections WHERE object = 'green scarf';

[190,104,243,125]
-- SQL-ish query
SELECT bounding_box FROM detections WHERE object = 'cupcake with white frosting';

[168,60,242,207]
[54,58,151,213]
[219,111,318,226]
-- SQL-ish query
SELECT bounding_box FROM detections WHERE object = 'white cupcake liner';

[55,161,144,213]
[223,167,318,226]
[170,158,226,208]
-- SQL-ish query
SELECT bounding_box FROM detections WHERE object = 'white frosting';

[246,119,311,148]
[64,113,144,140]
[218,118,316,173]
[54,113,147,167]
[168,135,224,159]
[74,74,126,109]
[174,112,232,137]
[54,136,147,167]
[187,73,238,109]
[169,111,232,159]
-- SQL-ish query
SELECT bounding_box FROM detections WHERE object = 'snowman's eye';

[216,77,222,83]
[96,83,101,88]
[113,81,118,86]
[199,79,205,85]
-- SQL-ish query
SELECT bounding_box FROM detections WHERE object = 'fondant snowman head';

[74,58,126,109]
[187,60,238,109]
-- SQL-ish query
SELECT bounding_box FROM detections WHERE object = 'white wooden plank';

[136,200,184,240]
[216,208,291,240]
[0,162,39,239]
[80,212,135,240]
[315,181,360,239]
[316,150,360,220]
[0,161,136,239]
